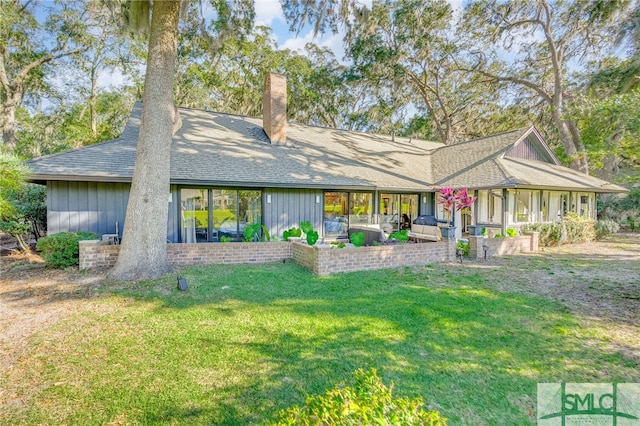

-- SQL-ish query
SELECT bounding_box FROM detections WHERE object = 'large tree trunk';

[109,0,181,281]
[551,109,589,174]
[1,90,22,152]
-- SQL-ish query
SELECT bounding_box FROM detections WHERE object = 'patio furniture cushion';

[408,224,441,242]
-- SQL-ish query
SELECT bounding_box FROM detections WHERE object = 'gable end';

[505,133,558,164]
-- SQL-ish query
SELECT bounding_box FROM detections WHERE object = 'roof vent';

[263,73,287,144]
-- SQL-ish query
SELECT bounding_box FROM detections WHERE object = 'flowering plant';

[437,187,477,225]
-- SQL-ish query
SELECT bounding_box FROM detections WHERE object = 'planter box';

[467,225,483,236]
[440,226,455,239]
[291,240,455,275]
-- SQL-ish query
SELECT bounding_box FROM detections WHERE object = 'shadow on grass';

[89,260,639,425]
[6,235,638,425]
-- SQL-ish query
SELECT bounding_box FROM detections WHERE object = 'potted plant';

[437,187,477,238]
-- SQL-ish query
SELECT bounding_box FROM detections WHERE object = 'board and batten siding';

[420,192,434,216]
[47,181,180,242]
[263,188,323,239]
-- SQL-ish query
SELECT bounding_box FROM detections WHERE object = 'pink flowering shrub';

[437,187,477,224]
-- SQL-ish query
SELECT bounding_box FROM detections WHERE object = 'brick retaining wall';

[292,240,456,276]
[80,232,538,275]
[467,232,539,259]
[79,240,292,270]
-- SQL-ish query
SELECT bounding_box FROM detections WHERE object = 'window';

[324,191,348,237]
[180,188,262,242]
[542,191,569,222]
[349,192,373,226]
[380,193,419,232]
[213,189,237,240]
[477,190,502,224]
[574,192,594,218]
[508,190,536,223]
[181,188,209,243]
[401,194,419,228]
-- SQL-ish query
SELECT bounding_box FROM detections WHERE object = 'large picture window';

[349,192,373,226]
[181,188,262,242]
[380,193,418,232]
[542,191,569,222]
[324,191,348,237]
[477,190,503,224]
[507,189,538,224]
[181,188,209,243]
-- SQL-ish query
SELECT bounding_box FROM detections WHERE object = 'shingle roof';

[28,102,441,191]
[27,102,627,193]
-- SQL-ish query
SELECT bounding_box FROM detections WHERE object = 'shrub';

[300,221,319,246]
[0,184,47,252]
[456,240,469,256]
[595,219,620,238]
[389,229,409,242]
[505,228,517,237]
[598,189,640,223]
[275,369,446,426]
[283,227,302,241]
[350,231,365,247]
[522,213,596,247]
[243,222,261,242]
[622,214,640,231]
[36,231,100,268]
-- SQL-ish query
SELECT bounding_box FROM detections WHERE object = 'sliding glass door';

[180,188,262,242]
[380,193,419,233]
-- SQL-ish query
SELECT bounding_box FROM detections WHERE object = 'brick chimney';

[263,73,287,144]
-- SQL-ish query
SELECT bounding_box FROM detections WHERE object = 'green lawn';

[3,260,638,425]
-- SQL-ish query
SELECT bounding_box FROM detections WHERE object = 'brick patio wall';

[79,240,292,270]
[292,240,456,276]
[467,232,539,259]
[80,234,535,275]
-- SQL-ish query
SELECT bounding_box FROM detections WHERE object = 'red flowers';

[437,187,477,222]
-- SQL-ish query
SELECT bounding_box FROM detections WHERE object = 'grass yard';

[1,235,639,425]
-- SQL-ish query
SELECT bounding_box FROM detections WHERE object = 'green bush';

[389,229,409,243]
[522,213,596,247]
[598,189,640,231]
[274,369,446,426]
[456,240,469,256]
[0,184,47,252]
[300,221,319,246]
[283,227,302,241]
[622,214,640,231]
[36,231,100,268]
[243,222,261,242]
[505,228,517,237]
[350,231,365,247]
[595,219,620,238]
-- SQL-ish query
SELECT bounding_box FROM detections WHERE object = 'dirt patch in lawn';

[444,232,640,362]
[0,252,110,372]
[1,233,639,371]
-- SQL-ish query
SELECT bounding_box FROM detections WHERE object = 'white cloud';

[97,67,133,89]
[281,30,346,61]
[254,0,284,27]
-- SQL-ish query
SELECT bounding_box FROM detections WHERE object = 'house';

[27,73,626,243]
